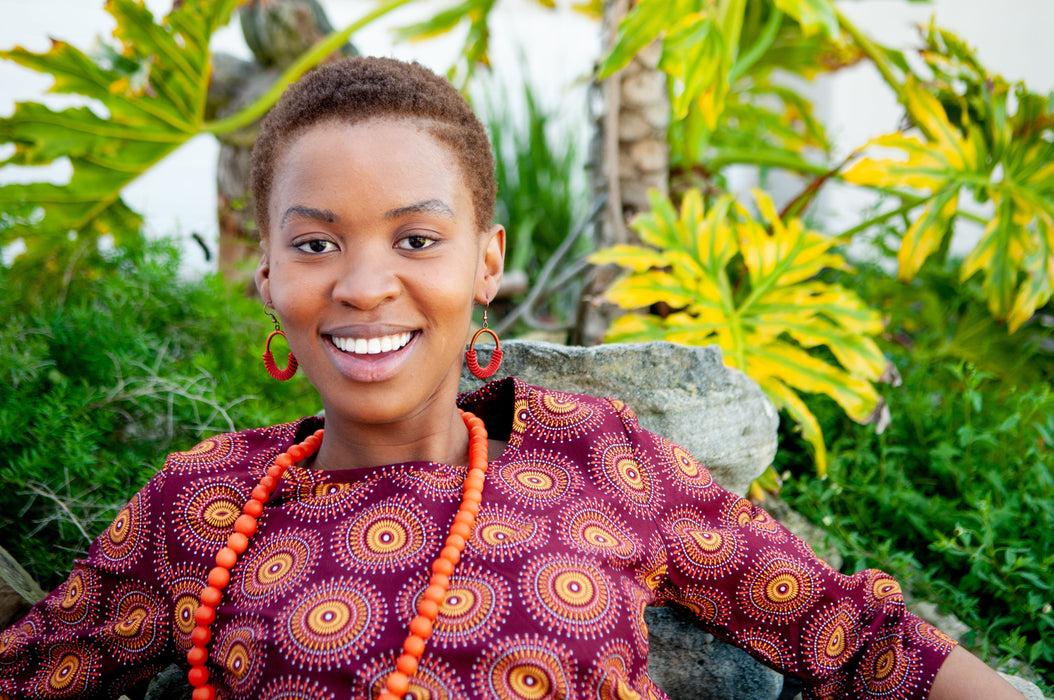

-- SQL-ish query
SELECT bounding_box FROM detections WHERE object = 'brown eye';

[296,239,336,253]
[398,235,436,250]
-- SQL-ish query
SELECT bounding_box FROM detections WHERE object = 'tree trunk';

[573,0,670,345]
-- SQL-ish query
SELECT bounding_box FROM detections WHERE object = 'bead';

[243,499,264,517]
[463,475,485,492]
[423,584,447,604]
[463,488,482,505]
[186,645,209,667]
[461,499,480,516]
[429,572,449,588]
[188,431,326,695]
[453,510,475,526]
[187,666,209,686]
[431,557,454,576]
[194,605,215,626]
[444,533,466,550]
[233,514,257,536]
[207,567,230,589]
[199,586,222,607]
[403,633,425,657]
[227,532,249,553]
[416,598,439,620]
[396,652,419,675]
[378,694,400,700]
[450,522,472,539]
[386,671,410,695]
[190,625,212,646]
[215,547,237,569]
[439,546,461,565]
[287,445,305,462]
[408,615,433,638]
[314,429,325,439]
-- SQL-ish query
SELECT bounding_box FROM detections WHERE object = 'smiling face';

[256,118,504,431]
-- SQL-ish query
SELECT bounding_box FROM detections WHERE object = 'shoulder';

[159,416,323,479]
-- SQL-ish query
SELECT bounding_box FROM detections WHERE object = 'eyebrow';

[385,199,455,220]
[281,205,338,228]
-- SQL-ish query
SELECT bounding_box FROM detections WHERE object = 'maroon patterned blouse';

[0,378,956,699]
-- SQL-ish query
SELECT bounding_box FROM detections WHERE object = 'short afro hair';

[251,56,496,237]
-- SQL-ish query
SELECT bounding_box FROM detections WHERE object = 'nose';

[331,246,401,310]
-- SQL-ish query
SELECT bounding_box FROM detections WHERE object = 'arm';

[929,646,1025,700]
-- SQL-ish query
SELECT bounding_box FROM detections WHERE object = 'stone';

[998,673,1051,700]
[0,545,45,629]
[461,340,780,497]
[618,111,654,142]
[645,606,784,700]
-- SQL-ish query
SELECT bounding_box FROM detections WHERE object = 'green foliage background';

[0,241,320,589]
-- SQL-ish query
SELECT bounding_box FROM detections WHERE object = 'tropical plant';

[0,0,410,291]
[591,187,885,475]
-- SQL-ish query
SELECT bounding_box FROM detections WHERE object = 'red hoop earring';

[466,307,503,379]
[262,311,298,381]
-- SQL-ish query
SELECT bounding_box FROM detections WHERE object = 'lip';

[323,328,421,383]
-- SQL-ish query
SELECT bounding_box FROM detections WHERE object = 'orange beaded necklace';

[186,409,489,700]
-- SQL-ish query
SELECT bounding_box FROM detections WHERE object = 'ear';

[255,252,272,307]
[475,224,505,304]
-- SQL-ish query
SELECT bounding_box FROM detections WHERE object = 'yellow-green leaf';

[897,185,960,281]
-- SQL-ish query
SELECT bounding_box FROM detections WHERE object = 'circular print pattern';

[654,435,717,495]
[520,388,603,443]
[675,585,733,628]
[284,472,377,523]
[558,498,641,564]
[232,528,322,607]
[331,494,437,574]
[588,640,637,700]
[745,507,788,543]
[274,577,385,670]
[173,478,249,554]
[472,634,576,700]
[103,585,165,663]
[360,651,465,700]
[855,632,920,697]
[639,539,669,593]
[723,497,754,528]
[588,434,662,518]
[0,610,42,676]
[391,464,469,503]
[467,504,550,562]
[258,676,336,700]
[214,615,267,698]
[168,565,208,651]
[621,580,652,656]
[97,490,147,570]
[865,572,905,608]
[397,562,511,649]
[519,553,618,640]
[166,434,247,474]
[737,549,820,625]
[33,644,100,698]
[664,507,745,579]
[47,564,98,626]
[802,601,861,675]
[736,627,796,672]
[494,449,582,508]
[913,620,957,652]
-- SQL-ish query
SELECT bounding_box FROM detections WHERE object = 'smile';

[330,331,414,355]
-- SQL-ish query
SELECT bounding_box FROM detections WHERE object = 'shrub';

[0,241,319,588]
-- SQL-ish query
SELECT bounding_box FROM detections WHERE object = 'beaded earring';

[465,306,503,379]
[262,309,298,381]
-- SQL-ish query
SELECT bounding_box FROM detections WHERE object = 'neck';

[312,403,470,471]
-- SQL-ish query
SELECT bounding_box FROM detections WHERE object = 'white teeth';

[332,332,413,355]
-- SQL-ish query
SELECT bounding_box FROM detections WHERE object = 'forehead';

[267,118,474,225]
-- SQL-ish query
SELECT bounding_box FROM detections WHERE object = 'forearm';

[929,646,1025,700]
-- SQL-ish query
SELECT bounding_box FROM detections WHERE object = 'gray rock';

[461,340,779,497]
[999,672,1050,700]
[0,545,45,629]
[645,606,784,700]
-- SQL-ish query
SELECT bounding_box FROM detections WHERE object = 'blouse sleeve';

[609,398,958,700]
[0,467,175,699]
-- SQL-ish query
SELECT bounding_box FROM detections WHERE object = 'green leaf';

[596,188,885,475]
[772,0,839,39]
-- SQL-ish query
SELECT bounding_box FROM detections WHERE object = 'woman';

[0,57,1024,700]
